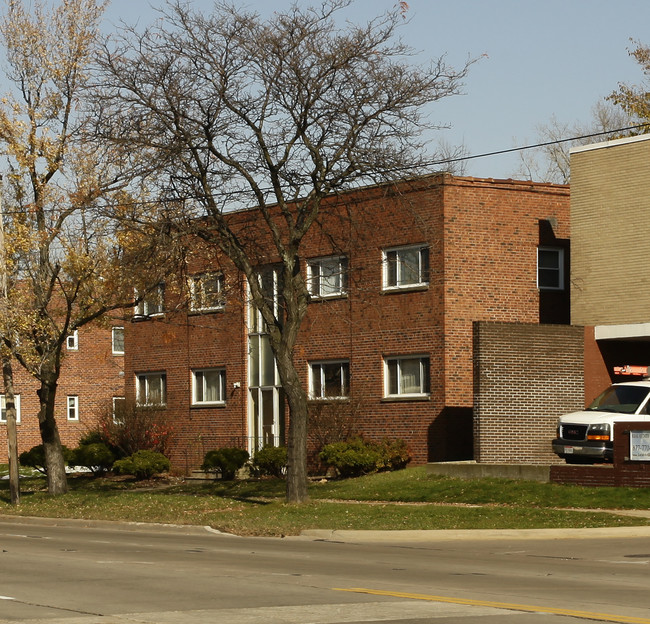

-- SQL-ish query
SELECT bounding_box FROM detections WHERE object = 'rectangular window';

[135,284,164,316]
[192,368,226,405]
[189,272,225,312]
[383,245,429,289]
[112,396,126,424]
[0,394,21,423]
[67,395,79,421]
[309,361,350,399]
[384,356,430,397]
[307,256,348,298]
[66,330,78,351]
[136,372,167,406]
[537,247,564,290]
[112,327,125,355]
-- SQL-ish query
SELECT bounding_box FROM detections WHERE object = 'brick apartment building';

[122,173,571,472]
[0,324,125,463]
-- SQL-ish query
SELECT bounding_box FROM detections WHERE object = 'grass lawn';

[1,466,649,536]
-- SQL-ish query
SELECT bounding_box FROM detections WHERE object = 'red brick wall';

[473,322,584,464]
[443,178,570,408]
[0,324,124,462]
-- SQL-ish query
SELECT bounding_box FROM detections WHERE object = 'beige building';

[570,134,650,403]
[571,134,650,339]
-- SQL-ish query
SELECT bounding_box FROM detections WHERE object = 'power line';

[1,122,649,216]
[425,122,650,167]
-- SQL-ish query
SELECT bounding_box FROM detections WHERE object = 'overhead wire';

[0,122,649,216]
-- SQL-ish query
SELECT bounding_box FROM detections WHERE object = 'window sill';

[307,397,350,404]
[188,307,226,315]
[381,394,430,403]
[308,293,348,302]
[381,284,429,295]
[190,402,226,409]
[132,313,165,322]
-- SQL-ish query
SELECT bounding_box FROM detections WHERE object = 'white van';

[552,378,650,463]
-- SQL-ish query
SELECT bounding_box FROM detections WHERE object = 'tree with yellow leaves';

[0,0,172,495]
[609,41,650,128]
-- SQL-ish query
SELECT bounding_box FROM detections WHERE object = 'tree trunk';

[2,356,20,505]
[276,349,309,504]
[37,376,68,495]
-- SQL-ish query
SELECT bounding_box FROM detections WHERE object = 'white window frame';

[136,372,167,406]
[0,394,21,424]
[191,368,226,405]
[112,396,126,424]
[66,395,79,421]
[384,355,430,398]
[382,244,429,290]
[66,330,79,351]
[309,360,350,399]
[134,284,164,317]
[306,256,348,298]
[112,327,125,355]
[537,246,565,290]
[189,272,225,312]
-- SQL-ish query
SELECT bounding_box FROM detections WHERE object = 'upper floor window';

[135,284,164,317]
[136,372,167,406]
[0,394,21,424]
[384,355,430,398]
[112,327,125,355]
[309,360,350,399]
[192,368,226,405]
[66,330,78,351]
[189,272,225,312]
[383,244,429,290]
[307,256,348,298]
[537,247,564,290]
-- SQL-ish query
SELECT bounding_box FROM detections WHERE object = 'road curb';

[0,514,222,536]
[299,525,650,542]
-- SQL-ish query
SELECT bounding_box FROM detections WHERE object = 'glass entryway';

[247,268,284,452]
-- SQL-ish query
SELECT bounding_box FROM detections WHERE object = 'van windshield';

[587,385,650,414]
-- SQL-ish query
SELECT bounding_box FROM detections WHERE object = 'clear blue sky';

[103,0,650,179]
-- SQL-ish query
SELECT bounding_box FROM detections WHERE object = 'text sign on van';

[630,431,650,461]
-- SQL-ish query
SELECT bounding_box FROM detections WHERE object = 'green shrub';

[252,446,287,478]
[69,443,115,475]
[19,444,72,475]
[319,437,411,478]
[377,438,411,471]
[319,438,382,478]
[113,450,170,480]
[201,447,249,480]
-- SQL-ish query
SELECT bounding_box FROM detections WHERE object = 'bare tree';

[0,0,170,495]
[515,102,633,184]
[94,0,476,503]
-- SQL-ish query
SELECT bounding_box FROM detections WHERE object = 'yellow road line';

[334,587,650,624]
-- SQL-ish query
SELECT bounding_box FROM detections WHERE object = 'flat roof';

[570,133,650,155]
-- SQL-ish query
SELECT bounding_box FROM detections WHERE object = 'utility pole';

[0,175,19,504]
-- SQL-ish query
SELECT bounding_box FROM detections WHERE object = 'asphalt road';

[1,517,650,623]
